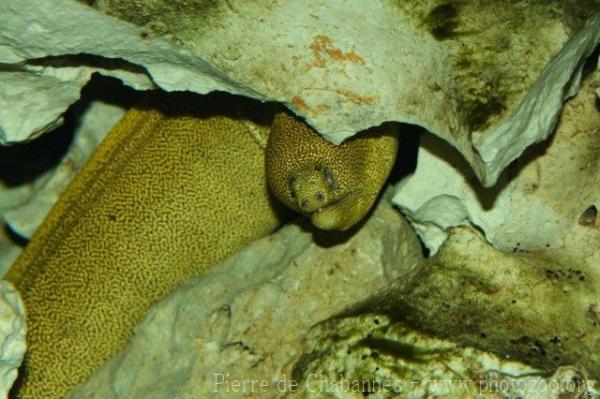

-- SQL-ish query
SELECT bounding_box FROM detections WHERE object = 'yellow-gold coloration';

[5,92,287,398]
[266,111,399,230]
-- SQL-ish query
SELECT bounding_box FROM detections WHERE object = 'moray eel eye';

[323,168,336,189]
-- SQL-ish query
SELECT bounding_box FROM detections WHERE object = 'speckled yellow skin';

[5,92,287,398]
[266,111,399,230]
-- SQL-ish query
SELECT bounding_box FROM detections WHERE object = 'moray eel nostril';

[266,110,399,231]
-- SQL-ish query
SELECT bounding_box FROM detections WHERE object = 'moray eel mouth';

[304,190,363,231]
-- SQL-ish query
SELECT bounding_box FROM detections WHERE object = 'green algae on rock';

[292,314,596,398]
[381,226,600,380]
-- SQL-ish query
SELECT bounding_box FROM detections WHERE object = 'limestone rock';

[0,234,20,280]
[0,54,151,144]
[394,67,600,255]
[0,69,83,144]
[90,0,600,185]
[0,281,26,399]
[1,0,599,184]
[381,226,600,380]
[67,201,423,398]
[0,0,237,143]
[293,314,597,398]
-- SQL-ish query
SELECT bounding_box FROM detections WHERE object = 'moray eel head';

[266,111,399,231]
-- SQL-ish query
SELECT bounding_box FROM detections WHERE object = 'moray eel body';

[266,111,399,231]
[5,92,287,398]
[6,93,397,398]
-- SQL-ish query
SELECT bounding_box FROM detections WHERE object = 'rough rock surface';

[378,72,600,384]
[1,0,599,184]
[67,201,423,398]
[394,68,600,255]
[292,314,597,398]
[0,235,20,280]
[0,281,26,399]
[0,0,229,143]
[380,226,600,380]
